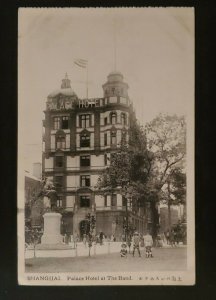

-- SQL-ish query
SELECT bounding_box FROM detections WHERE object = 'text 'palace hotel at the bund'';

[42,71,153,240]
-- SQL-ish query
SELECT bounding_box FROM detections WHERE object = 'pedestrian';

[83,233,87,247]
[166,230,170,245]
[170,230,175,247]
[144,231,153,258]
[75,233,79,245]
[70,235,75,248]
[99,231,104,245]
[132,232,141,257]
[140,235,144,247]
[120,242,128,257]
[127,237,132,253]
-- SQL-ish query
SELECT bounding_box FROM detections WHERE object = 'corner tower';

[102,71,129,98]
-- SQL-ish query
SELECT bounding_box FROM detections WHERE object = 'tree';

[145,114,186,190]
[144,114,186,235]
[25,226,43,257]
[161,168,186,232]
[97,125,150,241]
[85,213,96,257]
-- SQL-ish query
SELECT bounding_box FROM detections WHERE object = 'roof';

[25,171,40,182]
[48,88,78,98]
[108,71,123,77]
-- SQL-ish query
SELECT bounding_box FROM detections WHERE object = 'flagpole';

[86,63,88,99]
[114,20,116,71]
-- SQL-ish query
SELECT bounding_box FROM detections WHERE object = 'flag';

[74,58,88,68]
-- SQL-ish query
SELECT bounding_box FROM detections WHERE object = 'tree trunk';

[125,198,128,242]
[151,201,159,244]
[168,201,171,232]
[167,181,172,233]
[34,245,36,258]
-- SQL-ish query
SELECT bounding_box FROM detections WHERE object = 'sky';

[18,7,194,174]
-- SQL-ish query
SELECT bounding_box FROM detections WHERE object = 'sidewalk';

[25,247,187,273]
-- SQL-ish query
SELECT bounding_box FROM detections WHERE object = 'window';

[104,117,108,125]
[111,131,116,145]
[110,112,117,125]
[80,155,90,167]
[53,116,69,129]
[80,133,90,147]
[62,117,69,129]
[54,176,63,192]
[55,156,64,168]
[111,194,117,207]
[104,153,108,166]
[56,136,66,149]
[80,114,90,128]
[121,131,127,143]
[121,113,127,125]
[112,87,115,95]
[104,133,107,146]
[53,117,61,130]
[80,196,90,207]
[104,195,108,207]
[80,175,90,187]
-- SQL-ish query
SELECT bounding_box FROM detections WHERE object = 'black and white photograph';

[18,7,195,285]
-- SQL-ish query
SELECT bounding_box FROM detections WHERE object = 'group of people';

[163,230,182,247]
[120,231,153,258]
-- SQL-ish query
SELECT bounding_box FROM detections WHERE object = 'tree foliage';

[96,113,186,238]
[144,113,186,193]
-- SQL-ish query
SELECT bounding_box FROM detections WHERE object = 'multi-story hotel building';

[42,71,150,240]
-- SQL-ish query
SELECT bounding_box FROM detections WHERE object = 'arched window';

[80,132,90,147]
[121,113,127,125]
[110,112,117,125]
[56,136,65,149]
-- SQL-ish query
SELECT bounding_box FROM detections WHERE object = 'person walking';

[132,232,141,257]
[83,233,87,247]
[144,231,153,258]
[99,231,104,245]
[166,230,170,245]
[120,242,128,258]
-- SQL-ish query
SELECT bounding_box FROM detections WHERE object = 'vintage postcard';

[18,7,195,285]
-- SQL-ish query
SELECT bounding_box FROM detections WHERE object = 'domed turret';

[107,71,124,83]
[102,71,129,98]
[46,74,78,110]
[48,73,78,99]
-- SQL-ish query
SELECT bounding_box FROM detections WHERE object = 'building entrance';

[79,220,90,239]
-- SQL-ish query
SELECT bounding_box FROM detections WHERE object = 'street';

[25,247,187,273]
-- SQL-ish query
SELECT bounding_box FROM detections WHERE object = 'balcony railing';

[60,205,132,212]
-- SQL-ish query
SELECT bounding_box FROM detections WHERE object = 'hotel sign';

[47,98,104,111]
[78,98,103,108]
